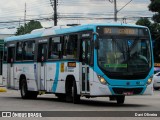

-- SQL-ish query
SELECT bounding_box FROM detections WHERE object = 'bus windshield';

[98,36,151,74]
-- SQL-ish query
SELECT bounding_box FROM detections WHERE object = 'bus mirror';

[93,32,99,36]
[93,32,99,49]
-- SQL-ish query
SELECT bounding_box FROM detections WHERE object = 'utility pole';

[114,0,117,22]
[50,0,58,26]
[108,0,132,22]
[24,2,26,33]
[54,0,58,26]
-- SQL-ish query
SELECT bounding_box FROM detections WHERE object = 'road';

[0,89,160,120]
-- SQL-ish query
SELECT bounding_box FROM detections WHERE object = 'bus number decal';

[68,62,76,67]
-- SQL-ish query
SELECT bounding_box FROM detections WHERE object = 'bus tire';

[66,79,80,103]
[20,79,38,99]
[116,95,125,104]
[20,79,30,99]
[73,81,80,104]
[66,80,73,102]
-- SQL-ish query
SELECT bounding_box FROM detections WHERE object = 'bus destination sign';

[103,27,137,35]
[97,26,148,36]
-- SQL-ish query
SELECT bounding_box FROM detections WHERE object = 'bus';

[2,23,154,104]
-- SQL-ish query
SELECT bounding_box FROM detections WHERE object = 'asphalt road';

[0,89,160,120]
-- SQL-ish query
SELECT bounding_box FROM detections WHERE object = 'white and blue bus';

[2,23,154,104]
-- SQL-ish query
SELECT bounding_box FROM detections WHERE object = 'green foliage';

[148,0,160,12]
[148,0,160,59]
[136,18,152,29]
[152,13,160,23]
[136,18,160,39]
[16,20,43,35]
[135,18,154,37]
[148,0,160,23]
[151,23,160,39]
[135,17,160,63]
[152,22,160,62]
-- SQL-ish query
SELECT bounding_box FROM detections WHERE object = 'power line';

[108,0,133,22]
[0,0,153,29]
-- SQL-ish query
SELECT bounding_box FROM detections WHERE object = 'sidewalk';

[0,86,7,92]
[0,75,7,92]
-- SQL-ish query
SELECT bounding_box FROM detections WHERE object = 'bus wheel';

[66,80,73,102]
[116,95,125,104]
[20,79,30,99]
[66,80,80,103]
[73,81,80,104]
[20,79,38,99]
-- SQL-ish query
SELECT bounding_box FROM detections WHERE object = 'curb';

[0,87,7,92]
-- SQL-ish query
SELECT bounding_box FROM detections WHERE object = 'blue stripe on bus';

[52,62,60,92]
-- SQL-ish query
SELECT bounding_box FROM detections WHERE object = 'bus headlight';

[97,75,107,85]
[147,78,152,85]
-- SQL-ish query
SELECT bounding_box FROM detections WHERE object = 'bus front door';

[38,43,47,91]
[7,47,15,88]
[81,39,91,94]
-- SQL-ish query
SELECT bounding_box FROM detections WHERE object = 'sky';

[0,0,153,34]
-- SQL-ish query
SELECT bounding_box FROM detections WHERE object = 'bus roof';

[4,23,148,42]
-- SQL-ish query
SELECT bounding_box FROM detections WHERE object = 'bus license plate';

[123,91,133,95]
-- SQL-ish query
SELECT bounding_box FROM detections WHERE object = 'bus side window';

[16,42,23,61]
[63,34,78,59]
[38,43,47,62]
[3,44,7,62]
[23,41,35,61]
[7,47,15,63]
[48,37,61,59]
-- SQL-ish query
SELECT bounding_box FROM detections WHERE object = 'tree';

[135,17,160,63]
[16,20,43,35]
[148,0,160,23]
[148,0,160,40]
[135,18,155,38]
[148,0,160,63]
[136,18,152,29]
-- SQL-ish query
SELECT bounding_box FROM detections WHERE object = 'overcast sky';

[0,0,153,34]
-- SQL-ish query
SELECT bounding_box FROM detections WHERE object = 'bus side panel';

[15,63,38,91]
[46,63,56,92]
[14,64,19,89]
[26,63,38,91]
[56,62,80,95]
[2,63,7,86]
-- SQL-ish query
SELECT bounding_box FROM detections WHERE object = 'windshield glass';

[98,36,151,74]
